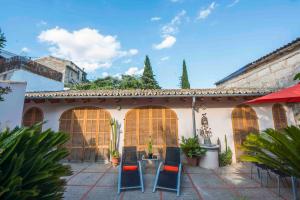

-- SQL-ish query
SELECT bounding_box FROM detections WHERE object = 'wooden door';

[232,105,259,160]
[272,104,288,130]
[59,107,111,162]
[124,106,178,158]
[22,107,43,127]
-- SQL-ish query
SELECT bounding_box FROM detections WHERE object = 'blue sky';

[1,0,300,88]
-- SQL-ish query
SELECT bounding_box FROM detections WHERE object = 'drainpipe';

[192,96,196,137]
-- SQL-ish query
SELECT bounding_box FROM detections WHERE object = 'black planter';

[148,153,153,159]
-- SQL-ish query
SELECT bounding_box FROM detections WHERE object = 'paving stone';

[84,163,111,172]
[220,173,260,188]
[122,190,160,200]
[163,187,199,200]
[96,173,117,187]
[184,166,214,174]
[85,187,119,200]
[236,188,282,200]
[68,172,103,186]
[197,188,238,200]
[63,186,90,200]
[190,173,227,188]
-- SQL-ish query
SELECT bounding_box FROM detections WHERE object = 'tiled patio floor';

[63,162,297,200]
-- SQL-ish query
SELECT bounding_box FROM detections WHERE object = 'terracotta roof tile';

[25,88,273,99]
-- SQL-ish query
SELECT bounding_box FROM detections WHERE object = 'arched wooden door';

[22,107,43,127]
[59,107,111,162]
[124,106,178,158]
[232,105,259,160]
[272,104,288,130]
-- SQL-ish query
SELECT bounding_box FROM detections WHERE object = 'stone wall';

[217,49,300,89]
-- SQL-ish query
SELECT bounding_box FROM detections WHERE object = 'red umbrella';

[247,83,300,104]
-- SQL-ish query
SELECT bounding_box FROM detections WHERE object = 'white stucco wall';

[0,81,26,130]
[9,69,64,92]
[23,97,296,163]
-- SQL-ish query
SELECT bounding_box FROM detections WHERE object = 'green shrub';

[219,135,232,167]
[241,126,300,178]
[0,123,72,200]
[180,136,206,158]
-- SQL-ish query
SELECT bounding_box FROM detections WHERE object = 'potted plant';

[111,150,120,167]
[147,137,153,159]
[180,136,206,166]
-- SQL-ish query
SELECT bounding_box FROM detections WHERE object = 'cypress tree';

[141,55,161,89]
[180,59,190,89]
[0,28,6,49]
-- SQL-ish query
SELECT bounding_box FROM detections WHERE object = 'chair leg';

[176,164,182,197]
[291,176,298,200]
[138,161,144,193]
[118,165,122,194]
[277,175,280,196]
[153,162,162,193]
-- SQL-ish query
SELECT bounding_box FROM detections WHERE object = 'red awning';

[247,83,300,104]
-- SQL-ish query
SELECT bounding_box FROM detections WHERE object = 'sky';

[1,0,300,88]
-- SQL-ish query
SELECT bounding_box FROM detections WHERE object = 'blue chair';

[153,147,182,196]
[117,146,144,194]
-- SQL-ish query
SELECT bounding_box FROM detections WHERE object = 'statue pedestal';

[199,145,220,169]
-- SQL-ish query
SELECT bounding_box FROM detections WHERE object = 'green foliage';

[147,137,153,154]
[0,28,6,49]
[241,126,300,178]
[219,135,233,167]
[0,86,11,101]
[110,119,119,158]
[0,123,71,200]
[180,60,190,89]
[71,75,143,90]
[141,55,161,89]
[180,136,206,158]
[293,72,300,81]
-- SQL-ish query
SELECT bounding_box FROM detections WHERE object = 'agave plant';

[0,123,72,200]
[241,125,300,178]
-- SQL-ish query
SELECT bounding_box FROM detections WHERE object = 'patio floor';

[63,162,297,200]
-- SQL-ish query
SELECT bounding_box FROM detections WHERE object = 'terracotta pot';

[186,157,199,166]
[111,157,119,167]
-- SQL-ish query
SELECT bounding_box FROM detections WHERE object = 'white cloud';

[37,20,47,27]
[151,17,161,22]
[113,73,122,79]
[160,56,169,61]
[125,67,144,76]
[102,72,109,77]
[228,0,239,7]
[153,35,176,50]
[38,27,138,72]
[123,59,132,64]
[161,10,186,36]
[21,47,30,53]
[197,2,216,20]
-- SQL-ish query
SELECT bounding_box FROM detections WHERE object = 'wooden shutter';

[232,105,259,161]
[272,104,288,130]
[22,107,43,127]
[124,106,178,158]
[59,107,111,162]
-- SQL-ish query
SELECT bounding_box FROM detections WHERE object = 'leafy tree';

[141,55,160,89]
[0,123,71,199]
[0,28,6,49]
[119,75,142,89]
[180,60,190,89]
[0,86,11,101]
[241,126,300,178]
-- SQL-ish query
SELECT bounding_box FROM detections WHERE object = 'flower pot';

[111,157,119,167]
[148,153,153,159]
[186,157,199,166]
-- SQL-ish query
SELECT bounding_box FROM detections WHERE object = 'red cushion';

[164,165,179,172]
[123,165,138,171]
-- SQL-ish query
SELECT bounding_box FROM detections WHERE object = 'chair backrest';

[122,146,138,166]
[164,147,180,166]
